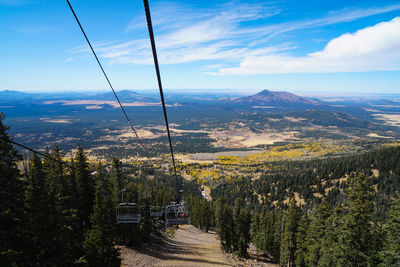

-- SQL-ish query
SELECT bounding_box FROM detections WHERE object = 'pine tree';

[236,208,251,258]
[294,212,310,267]
[84,163,120,266]
[318,205,343,267]
[274,211,284,262]
[280,198,301,267]
[138,186,153,246]
[337,173,380,266]
[215,198,234,252]
[232,198,242,253]
[42,145,80,265]
[111,157,125,207]
[199,198,211,232]
[74,145,95,233]
[25,153,52,265]
[379,198,400,266]
[304,199,331,266]
[0,113,25,265]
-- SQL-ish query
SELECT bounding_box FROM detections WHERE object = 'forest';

[0,113,202,266]
[208,144,400,265]
[2,111,400,266]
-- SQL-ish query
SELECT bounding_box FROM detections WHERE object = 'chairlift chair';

[116,203,141,224]
[116,189,141,224]
[150,205,163,218]
[165,202,190,226]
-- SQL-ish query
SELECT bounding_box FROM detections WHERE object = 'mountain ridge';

[232,89,320,106]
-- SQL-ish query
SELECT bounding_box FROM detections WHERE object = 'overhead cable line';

[142,0,180,196]
[1,136,77,171]
[66,0,151,162]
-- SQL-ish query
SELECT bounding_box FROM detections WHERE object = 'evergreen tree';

[252,208,282,262]
[236,208,251,258]
[138,187,153,246]
[43,145,80,265]
[25,153,51,265]
[84,163,120,266]
[379,198,400,266]
[304,199,331,266]
[272,210,283,263]
[215,198,234,252]
[318,205,343,267]
[0,113,25,265]
[337,173,381,266]
[280,199,301,267]
[199,198,211,232]
[111,157,126,207]
[232,198,242,253]
[294,212,310,267]
[75,145,95,233]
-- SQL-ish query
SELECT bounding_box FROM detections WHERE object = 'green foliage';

[379,198,400,266]
[294,213,310,267]
[84,164,120,267]
[235,206,251,257]
[214,198,251,258]
[25,153,52,265]
[252,208,282,262]
[280,199,302,267]
[318,205,344,267]
[4,111,400,266]
[335,173,381,266]
[215,198,234,253]
[187,196,213,232]
[74,145,95,233]
[303,199,331,266]
[0,113,24,265]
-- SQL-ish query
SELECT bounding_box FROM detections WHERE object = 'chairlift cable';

[142,0,181,199]
[0,136,77,171]
[66,0,152,163]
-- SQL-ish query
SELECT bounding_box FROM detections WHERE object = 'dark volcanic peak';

[233,89,319,106]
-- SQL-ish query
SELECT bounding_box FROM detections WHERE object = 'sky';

[1,0,400,95]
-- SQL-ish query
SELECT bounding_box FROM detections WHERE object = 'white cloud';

[200,64,226,71]
[232,3,400,40]
[72,2,400,70]
[94,2,283,65]
[217,17,400,75]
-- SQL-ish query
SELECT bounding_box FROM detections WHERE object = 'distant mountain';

[92,90,141,100]
[232,90,320,106]
[0,90,32,100]
[86,90,158,102]
[0,89,157,102]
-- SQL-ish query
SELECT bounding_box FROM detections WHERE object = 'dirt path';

[121,225,233,266]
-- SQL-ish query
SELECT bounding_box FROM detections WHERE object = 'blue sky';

[1,0,400,95]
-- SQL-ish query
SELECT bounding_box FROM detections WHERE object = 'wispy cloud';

[126,1,279,32]
[237,3,400,40]
[72,1,400,73]
[89,1,287,64]
[200,64,227,71]
[217,17,400,74]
